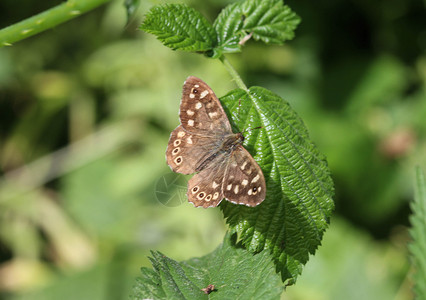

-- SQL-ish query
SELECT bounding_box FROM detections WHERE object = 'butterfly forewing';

[223,146,266,206]
[180,77,232,135]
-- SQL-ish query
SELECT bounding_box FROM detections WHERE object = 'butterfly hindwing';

[186,159,229,208]
[223,146,266,206]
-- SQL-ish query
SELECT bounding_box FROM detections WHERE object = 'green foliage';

[140,4,217,52]
[409,167,426,298]
[140,0,300,57]
[131,233,283,300]
[214,0,300,56]
[1,0,421,299]
[139,0,329,286]
[220,87,334,281]
[0,0,112,47]
[285,217,407,300]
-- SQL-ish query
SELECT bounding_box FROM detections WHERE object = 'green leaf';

[409,167,426,299]
[140,4,217,53]
[131,233,283,299]
[219,87,334,283]
[213,0,300,56]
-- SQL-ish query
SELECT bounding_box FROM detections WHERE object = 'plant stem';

[0,0,112,47]
[219,55,248,91]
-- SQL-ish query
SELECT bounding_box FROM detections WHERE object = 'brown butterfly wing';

[222,146,266,206]
[166,125,221,175]
[186,156,229,208]
[179,76,232,135]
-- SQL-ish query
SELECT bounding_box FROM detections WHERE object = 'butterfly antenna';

[242,126,263,134]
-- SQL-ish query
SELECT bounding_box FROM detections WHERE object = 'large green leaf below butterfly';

[131,232,283,299]
[219,87,335,282]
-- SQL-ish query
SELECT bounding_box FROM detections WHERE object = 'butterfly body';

[194,132,243,172]
[166,77,266,208]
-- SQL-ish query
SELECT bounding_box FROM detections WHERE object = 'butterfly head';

[236,132,244,143]
[232,132,245,146]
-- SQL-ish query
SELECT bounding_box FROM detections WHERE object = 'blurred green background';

[0,0,424,299]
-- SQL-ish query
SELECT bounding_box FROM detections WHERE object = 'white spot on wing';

[188,120,194,126]
[234,185,239,194]
[187,110,194,116]
[212,181,219,189]
[200,90,209,99]
[174,156,182,165]
[195,102,202,109]
[187,136,193,144]
[191,186,199,194]
[177,131,185,138]
[251,174,260,183]
[226,184,232,191]
[189,93,195,99]
[209,112,218,118]
[242,179,248,186]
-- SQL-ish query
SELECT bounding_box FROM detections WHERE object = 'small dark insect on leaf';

[201,284,216,294]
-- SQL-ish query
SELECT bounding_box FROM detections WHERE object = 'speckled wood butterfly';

[166,76,266,208]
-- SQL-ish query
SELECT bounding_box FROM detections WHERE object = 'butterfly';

[166,76,266,208]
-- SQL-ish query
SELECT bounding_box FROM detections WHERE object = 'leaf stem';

[0,0,112,47]
[219,55,248,91]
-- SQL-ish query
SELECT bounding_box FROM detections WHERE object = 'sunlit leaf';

[213,0,300,56]
[131,233,283,299]
[140,0,300,58]
[140,4,217,52]
[220,86,334,282]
